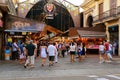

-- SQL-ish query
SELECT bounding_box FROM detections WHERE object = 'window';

[110,0,117,16]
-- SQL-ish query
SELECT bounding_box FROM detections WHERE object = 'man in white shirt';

[47,42,57,66]
[99,42,105,63]
[12,40,19,60]
[33,39,38,58]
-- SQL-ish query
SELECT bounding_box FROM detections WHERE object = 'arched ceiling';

[26,0,75,31]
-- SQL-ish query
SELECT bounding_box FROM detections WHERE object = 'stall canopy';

[69,24,106,38]
[77,30,106,38]
[40,25,64,40]
[43,25,63,34]
[5,15,45,32]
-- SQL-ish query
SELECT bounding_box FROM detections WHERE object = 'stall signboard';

[22,32,26,35]
[5,15,45,32]
[10,32,14,35]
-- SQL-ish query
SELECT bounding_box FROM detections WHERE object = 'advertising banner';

[5,15,45,32]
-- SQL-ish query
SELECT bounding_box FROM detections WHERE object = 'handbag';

[20,53,25,59]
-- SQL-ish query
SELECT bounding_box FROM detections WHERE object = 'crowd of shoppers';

[6,38,88,68]
[98,40,118,64]
[6,38,118,69]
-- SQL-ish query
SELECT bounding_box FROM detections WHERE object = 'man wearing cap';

[24,40,36,68]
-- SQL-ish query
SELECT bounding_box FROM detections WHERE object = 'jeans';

[106,50,112,59]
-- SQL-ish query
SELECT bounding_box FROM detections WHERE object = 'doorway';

[87,15,93,27]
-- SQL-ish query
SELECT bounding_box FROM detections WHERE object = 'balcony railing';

[93,6,120,23]
[118,6,120,14]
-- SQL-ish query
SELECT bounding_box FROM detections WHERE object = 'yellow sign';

[8,38,12,42]
[22,32,26,35]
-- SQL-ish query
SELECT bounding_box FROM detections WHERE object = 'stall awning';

[77,30,106,38]
[44,25,63,34]
[39,25,64,40]
[68,27,79,37]
[5,15,45,32]
[5,24,45,32]
[68,24,106,38]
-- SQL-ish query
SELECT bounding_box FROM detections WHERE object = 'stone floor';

[0,54,120,80]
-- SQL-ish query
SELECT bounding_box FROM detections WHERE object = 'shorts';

[70,51,76,55]
[49,56,55,61]
[105,51,110,54]
[99,51,104,54]
[77,51,82,55]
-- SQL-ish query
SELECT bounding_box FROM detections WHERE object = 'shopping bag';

[20,53,25,59]
[107,53,112,59]
[65,51,68,55]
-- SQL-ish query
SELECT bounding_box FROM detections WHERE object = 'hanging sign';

[44,2,56,19]
[0,11,3,28]
[0,19,3,27]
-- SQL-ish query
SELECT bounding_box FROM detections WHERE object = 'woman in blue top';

[77,44,82,62]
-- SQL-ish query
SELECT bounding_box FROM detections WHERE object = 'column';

[0,33,2,60]
[93,1,98,27]
[118,19,120,56]
[95,1,99,16]
[83,13,87,27]
[105,22,110,41]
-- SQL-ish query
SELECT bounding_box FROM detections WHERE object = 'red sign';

[0,19,3,27]
[44,3,56,14]
[46,3,54,12]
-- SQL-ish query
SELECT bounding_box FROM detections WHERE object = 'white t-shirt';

[47,45,57,56]
[69,45,76,51]
[109,44,112,51]
[99,45,104,51]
